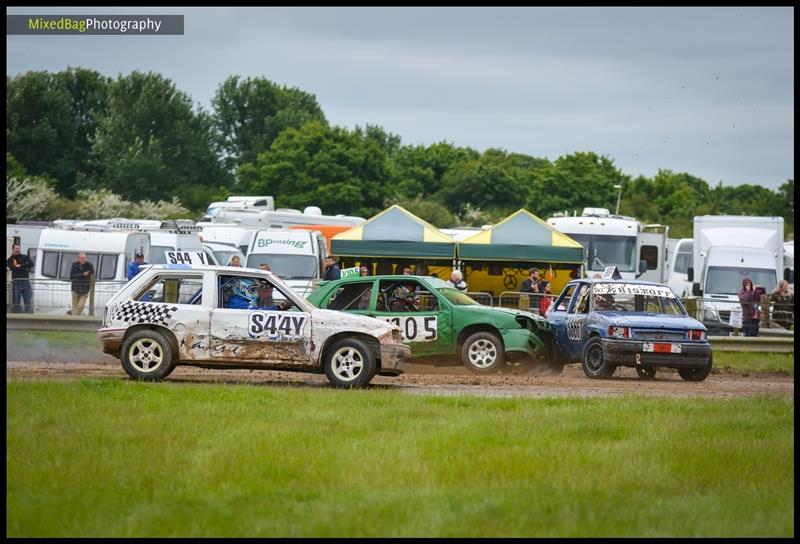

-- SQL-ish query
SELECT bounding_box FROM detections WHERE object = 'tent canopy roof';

[459,209,584,263]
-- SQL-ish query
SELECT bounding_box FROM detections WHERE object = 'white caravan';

[688,215,786,333]
[547,208,668,283]
[7,222,51,266]
[212,206,365,230]
[34,227,150,314]
[245,229,328,297]
[201,195,275,222]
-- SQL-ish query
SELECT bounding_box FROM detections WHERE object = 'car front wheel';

[324,338,376,388]
[461,331,506,374]
[581,337,616,379]
[120,329,176,381]
[678,351,713,382]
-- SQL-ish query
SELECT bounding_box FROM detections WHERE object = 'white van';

[245,229,328,297]
[666,238,693,298]
[200,225,258,256]
[201,196,275,222]
[34,227,150,314]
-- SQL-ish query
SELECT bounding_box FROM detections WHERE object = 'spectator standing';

[259,263,271,272]
[359,265,371,277]
[738,277,760,337]
[538,281,553,316]
[448,269,468,291]
[324,256,341,281]
[769,280,794,330]
[6,243,34,313]
[126,252,148,281]
[228,255,242,267]
[402,266,413,275]
[69,252,94,316]
[520,267,543,308]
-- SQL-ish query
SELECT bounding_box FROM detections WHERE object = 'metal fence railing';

[6,278,128,317]
[497,291,558,316]
[683,296,794,335]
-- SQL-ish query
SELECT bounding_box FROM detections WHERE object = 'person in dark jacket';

[6,243,34,313]
[323,256,341,281]
[520,268,543,309]
[69,252,95,316]
[738,276,760,337]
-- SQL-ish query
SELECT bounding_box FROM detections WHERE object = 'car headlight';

[608,326,630,338]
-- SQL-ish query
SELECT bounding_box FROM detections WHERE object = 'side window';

[218,274,295,310]
[41,251,59,278]
[570,285,590,315]
[99,255,118,280]
[640,245,659,270]
[555,285,575,311]
[58,253,100,279]
[135,274,204,305]
[328,282,374,311]
[377,280,438,313]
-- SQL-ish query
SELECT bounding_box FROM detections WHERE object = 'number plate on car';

[642,342,681,353]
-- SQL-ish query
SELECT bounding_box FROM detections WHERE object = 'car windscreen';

[246,254,317,280]
[705,266,777,295]
[592,283,685,315]
[437,288,480,306]
[570,234,637,272]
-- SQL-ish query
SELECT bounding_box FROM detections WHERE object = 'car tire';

[678,351,713,382]
[324,337,376,388]
[580,337,616,379]
[461,331,506,374]
[120,329,176,381]
[636,366,657,379]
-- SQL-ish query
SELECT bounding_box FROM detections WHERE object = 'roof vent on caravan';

[303,206,323,215]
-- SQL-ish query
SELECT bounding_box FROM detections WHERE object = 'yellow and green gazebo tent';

[458,209,583,263]
[331,205,456,259]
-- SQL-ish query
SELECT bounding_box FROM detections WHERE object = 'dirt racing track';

[6,357,794,399]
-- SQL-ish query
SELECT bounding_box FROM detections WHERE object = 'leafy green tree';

[239,122,393,217]
[438,148,532,215]
[392,141,480,199]
[212,76,326,172]
[87,71,231,211]
[7,68,109,196]
[530,152,628,217]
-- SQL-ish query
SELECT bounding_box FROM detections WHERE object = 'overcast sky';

[6,6,795,190]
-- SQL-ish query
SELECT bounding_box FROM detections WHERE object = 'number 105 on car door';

[383,316,437,342]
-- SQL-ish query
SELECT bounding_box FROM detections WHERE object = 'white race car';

[98,264,409,388]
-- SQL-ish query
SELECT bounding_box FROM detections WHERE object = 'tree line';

[6,68,794,238]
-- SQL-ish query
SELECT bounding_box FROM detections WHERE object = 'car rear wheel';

[120,329,176,381]
[324,338,376,388]
[580,337,616,379]
[678,351,713,382]
[461,331,505,374]
[636,366,657,379]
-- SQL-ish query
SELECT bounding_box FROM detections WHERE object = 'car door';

[208,272,313,364]
[127,271,211,360]
[548,282,591,362]
[371,278,452,356]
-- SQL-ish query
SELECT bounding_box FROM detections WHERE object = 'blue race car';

[547,277,712,381]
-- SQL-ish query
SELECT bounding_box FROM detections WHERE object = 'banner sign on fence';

[728,306,743,328]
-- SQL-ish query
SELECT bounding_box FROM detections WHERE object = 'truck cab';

[245,229,329,297]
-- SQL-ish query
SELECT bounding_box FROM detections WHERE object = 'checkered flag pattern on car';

[111,301,178,326]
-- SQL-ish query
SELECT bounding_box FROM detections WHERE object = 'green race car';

[307,275,558,374]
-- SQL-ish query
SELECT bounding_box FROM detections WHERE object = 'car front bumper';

[378,341,411,375]
[501,328,546,357]
[601,339,711,368]
[97,327,126,358]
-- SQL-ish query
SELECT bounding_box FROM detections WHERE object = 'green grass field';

[6,330,795,373]
[6,379,794,537]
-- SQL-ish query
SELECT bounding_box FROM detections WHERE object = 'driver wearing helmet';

[388,284,419,312]
[224,277,292,311]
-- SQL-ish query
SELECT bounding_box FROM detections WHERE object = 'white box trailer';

[34,227,150,314]
[688,215,786,332]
